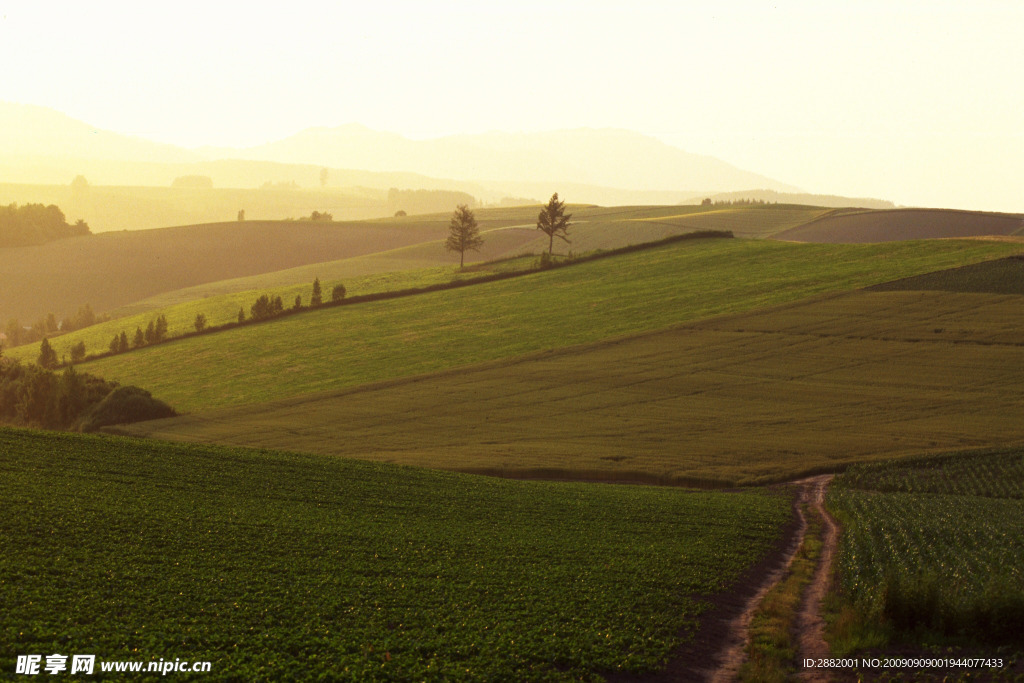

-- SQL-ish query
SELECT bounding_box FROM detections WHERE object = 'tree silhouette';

[536,193,572,255]
[37,338,58,369]
[445,204,484,268]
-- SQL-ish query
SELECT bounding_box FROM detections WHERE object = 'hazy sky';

[2,0,1022,211]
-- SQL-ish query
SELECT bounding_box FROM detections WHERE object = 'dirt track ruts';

[708,474,836,683]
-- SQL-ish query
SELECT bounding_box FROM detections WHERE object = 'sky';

[1,0,1022,211]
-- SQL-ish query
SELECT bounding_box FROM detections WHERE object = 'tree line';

[5,304,111,349]
[0,203,90,247]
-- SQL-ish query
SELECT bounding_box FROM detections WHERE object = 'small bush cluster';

[0,357,174,431]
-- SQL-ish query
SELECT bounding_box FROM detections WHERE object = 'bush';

[78,386,176,432]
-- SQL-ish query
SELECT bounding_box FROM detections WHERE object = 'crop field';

[1,202,828,328]
[828,448,1024,648]
[869,255,1024,295]
[774,208,1023,243]
[630,205,829,238]
[7,243,541,365]
[60,238,1022,415]
[0,427,791,681]
[0,219,469,324]
[118,288,1024,486]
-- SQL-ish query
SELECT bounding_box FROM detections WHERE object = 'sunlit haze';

[2,0,1022,211]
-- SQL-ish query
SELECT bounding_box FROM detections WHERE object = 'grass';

[117,287,1024,486]
[631,205,829,238]
[869,255,1024,295]
[740,502,824,682]
[0,427,792,681]
[61,238,1022,416]
[827,448,1024,651]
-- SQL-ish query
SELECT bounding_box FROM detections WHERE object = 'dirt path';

[705,475,833,683]
[796,475,838,682]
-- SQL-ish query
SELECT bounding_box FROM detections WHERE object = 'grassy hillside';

[0,427,790,680]
[0,216,528,324]
[869,254,1024,295]
[121,289,1024,485]
[774,207,1023,243]
[828,447,1024,655]
[66,237,1020,418]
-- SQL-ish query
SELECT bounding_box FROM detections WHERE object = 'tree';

[536,193,571,255]
[154,315,168,342]
[311,278,323,306]
[194,313,207,333]
[237,209,246,221]
[144,320,156,344]
[70,341,87,363]
[37,338,58,369]
[445,204,484,268]
[118,331,129,353]
[237,308,246,323]
[134,327,146,348]
[331,284,346,302]
[294,295,302,310]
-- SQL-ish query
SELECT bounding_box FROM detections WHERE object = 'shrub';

[78,386,176,432]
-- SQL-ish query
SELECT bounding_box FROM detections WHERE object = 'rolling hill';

[64,237,1019,413]
[774,207,1023,243]
[117,288,1024,486]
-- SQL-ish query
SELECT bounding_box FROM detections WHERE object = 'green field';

[828,448,1024,651]
[63,238,1021,416]
[0,427,791,681]
[119,289,1024,486]
[870,255,1024,295]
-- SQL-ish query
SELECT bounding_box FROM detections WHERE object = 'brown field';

[774,208,1023,243]
[0,216,531,323]
[117,289,1024,486]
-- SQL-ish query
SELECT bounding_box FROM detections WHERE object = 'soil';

[608,476,832,683]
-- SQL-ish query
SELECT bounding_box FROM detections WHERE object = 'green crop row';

[0,427,791,681]
[828,448,1024,649]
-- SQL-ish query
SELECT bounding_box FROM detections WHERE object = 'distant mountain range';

[201,123,801,195]
[1,102,807,203]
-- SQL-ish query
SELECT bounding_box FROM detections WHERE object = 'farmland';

[0,427,792,681]
[774,208,1023,243]
[827,448,1024,651]
[118,288,1024,486]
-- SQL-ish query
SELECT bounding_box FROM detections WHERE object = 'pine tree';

[37,337,58,369]
[536,193,572,255]
[311,278,323,306]
[445,204,484,268]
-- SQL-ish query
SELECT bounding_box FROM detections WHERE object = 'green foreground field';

[121,289,1024,485]
[65,238,1022,415]
[828,448,1024,657]
[0,428,791,681]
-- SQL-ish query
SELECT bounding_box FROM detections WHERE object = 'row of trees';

[107,315,169,355]
[0,203,90,247]
[444,193,572,267]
